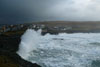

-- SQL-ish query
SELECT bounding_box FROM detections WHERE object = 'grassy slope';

[33,21,100,33]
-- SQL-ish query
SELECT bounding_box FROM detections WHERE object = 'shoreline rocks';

[0,31,41,67]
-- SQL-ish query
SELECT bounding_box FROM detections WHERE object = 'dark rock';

[0,32,41,67]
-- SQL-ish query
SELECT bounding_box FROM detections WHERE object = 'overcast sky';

[0,0,100,24]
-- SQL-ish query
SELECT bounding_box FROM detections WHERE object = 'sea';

[17,29,100,67]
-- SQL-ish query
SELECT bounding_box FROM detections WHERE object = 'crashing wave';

[17,29,100,67]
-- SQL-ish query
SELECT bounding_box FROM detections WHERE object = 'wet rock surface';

[0,31,41,67]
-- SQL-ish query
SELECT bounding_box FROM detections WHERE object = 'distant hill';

[32,21,100,33]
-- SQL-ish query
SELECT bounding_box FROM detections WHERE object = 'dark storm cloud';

[0,0,100,24]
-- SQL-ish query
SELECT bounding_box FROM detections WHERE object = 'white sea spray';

[17,29,100,67]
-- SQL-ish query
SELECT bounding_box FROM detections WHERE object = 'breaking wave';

[17,29,100,67]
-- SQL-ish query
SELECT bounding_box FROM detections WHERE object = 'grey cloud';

[0,0,100,24]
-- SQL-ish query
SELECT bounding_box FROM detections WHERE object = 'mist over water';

[17,29,100,67]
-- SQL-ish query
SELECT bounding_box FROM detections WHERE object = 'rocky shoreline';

[0,30,41,67]
[1,21,100,67]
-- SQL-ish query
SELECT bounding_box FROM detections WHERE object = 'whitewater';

[17,29,100,67]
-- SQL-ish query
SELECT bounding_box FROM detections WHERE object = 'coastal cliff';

[0,30,41,67]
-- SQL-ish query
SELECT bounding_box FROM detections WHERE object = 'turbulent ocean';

[17,29,100,67]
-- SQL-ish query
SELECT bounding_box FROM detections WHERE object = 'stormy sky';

[0,0,100,24]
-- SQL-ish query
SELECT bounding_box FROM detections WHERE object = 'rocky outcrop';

[0,31,41,67]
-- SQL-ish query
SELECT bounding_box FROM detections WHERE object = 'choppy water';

[17,29,100,67]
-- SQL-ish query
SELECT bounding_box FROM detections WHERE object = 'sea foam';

[17,29,100,67]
